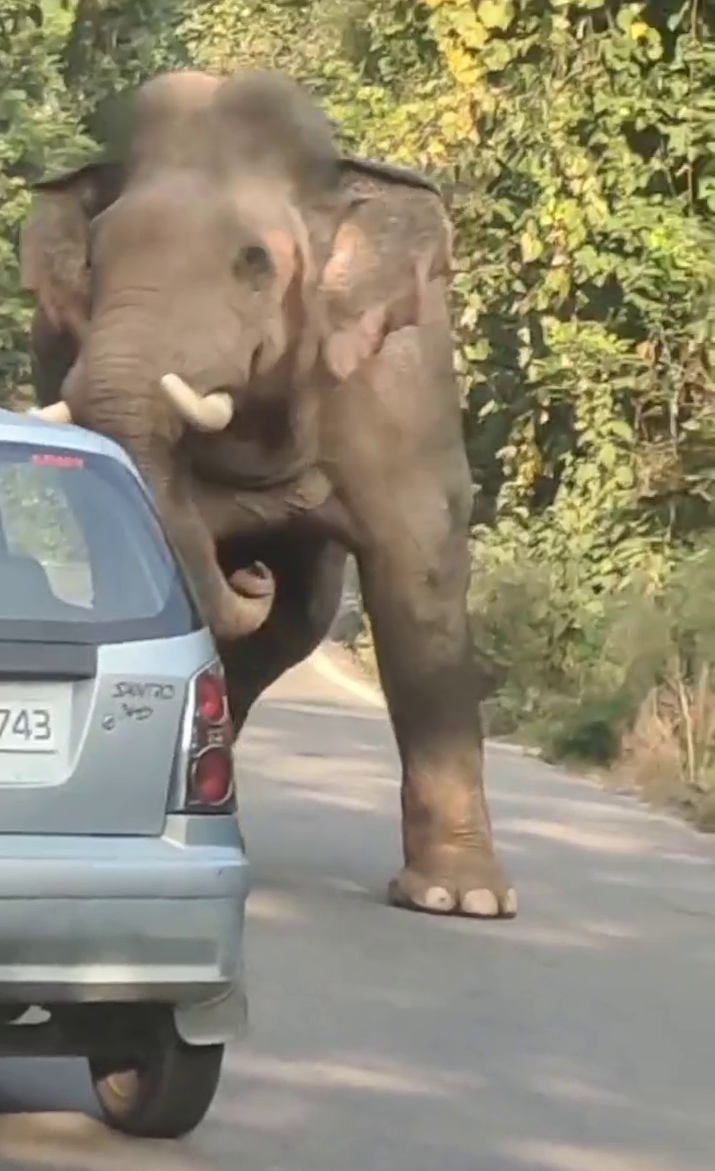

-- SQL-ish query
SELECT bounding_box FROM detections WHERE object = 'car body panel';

[0,631,215,835]
[0,413,249,1047]
[0,815,249,1005]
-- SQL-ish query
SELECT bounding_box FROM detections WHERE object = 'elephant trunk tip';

[224,561,275,638]
[160,373,235,432]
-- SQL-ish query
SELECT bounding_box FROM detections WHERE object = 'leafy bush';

[469,541,715,813]
[0,1,92,406]
[0,0,188,409]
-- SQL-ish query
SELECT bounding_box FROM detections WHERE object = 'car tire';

[88,1020,224,1139]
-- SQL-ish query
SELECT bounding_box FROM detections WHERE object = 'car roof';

[0,408,139,478]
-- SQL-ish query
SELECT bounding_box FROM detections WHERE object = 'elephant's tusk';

[160,374,234,432]
[29,402,73,424]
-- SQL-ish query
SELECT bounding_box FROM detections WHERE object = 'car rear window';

[0,441,200,643]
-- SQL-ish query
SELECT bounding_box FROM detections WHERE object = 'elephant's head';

[23,69,451,422]
[20,69,452,637]
[21,72,340,420]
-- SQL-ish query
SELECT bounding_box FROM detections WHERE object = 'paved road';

[2,652,715,1171]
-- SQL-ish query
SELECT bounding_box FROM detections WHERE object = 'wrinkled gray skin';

[21,68,516,920]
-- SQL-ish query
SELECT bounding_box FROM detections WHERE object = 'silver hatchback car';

[0,409,250,1138]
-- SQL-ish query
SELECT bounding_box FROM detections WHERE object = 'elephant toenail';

[423,886,456,912]
[461,889,500,917]
[503,888,518,916]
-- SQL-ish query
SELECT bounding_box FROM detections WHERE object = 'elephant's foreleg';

[334,333,515,919]
[355,484,515,918]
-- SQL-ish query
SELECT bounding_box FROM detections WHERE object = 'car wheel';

[88,1019,224,1139]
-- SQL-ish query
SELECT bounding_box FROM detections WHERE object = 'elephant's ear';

[19,161,122,338]
[316,160,452,382]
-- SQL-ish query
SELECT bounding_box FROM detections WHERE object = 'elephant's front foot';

[387,847,517,919]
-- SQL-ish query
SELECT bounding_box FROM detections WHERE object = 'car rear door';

[0,437,208,835]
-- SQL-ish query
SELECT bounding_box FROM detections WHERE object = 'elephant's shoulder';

[338,157,443,201]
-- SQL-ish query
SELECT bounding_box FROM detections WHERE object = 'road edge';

[310,644,385,707]
[309,643,538,757]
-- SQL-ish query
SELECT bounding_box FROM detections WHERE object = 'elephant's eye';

[232,244,272,281]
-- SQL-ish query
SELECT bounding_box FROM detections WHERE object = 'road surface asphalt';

[1,648,715,1171]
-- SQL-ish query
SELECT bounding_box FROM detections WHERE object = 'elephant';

[19,68,517,920]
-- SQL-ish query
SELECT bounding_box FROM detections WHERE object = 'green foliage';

[470,541,715,801]
[0,0,187,407]
[62,0,189,116]
[459,1,715,601]
[0,1,90,404]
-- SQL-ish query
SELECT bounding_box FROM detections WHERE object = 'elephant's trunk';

[51,346,275,640]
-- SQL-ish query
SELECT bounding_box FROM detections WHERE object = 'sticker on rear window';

[31,453,84,468]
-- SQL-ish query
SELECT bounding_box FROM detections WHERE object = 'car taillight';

[184,664,235,812]
[195,670,226,724]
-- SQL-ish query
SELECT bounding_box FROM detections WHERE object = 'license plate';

[0,703,57,753]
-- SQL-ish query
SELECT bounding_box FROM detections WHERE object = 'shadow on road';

[1,673,714,1171]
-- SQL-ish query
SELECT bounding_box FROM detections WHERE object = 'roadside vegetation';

[2,0,715,821]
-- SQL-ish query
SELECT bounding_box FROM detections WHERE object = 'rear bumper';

[0,815,250,1033]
